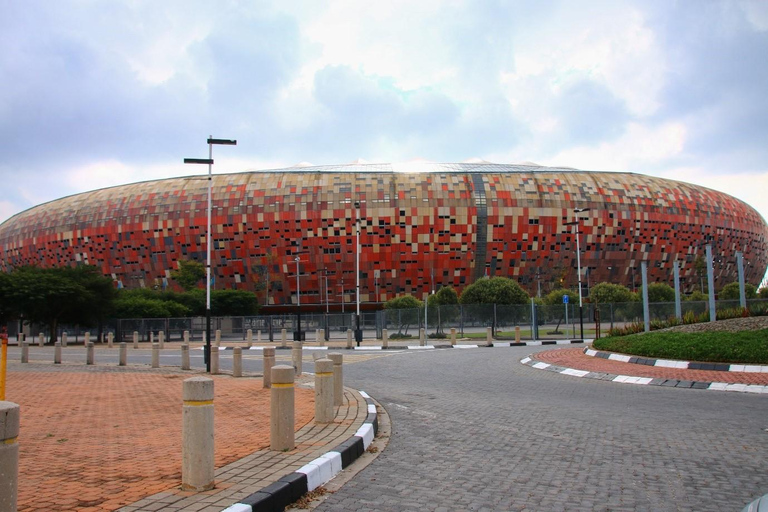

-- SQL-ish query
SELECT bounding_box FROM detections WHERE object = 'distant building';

[0,162,765,307]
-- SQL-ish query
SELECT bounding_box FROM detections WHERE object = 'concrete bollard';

[270,365,295,451]
[158,331,165,349]
[233,347,242,377]
[84,332,90,346]
[54,342,61,364]
[0,401,20,511]
[181,344,190,370]
[151,343,159,368]
[486,327,493,346]
[215,330,221,347]
[292,341,303,376]
[107,332,114,348]
[38,333,44,347]
[256,330,262,344]
[100,333,105,344]
[314,358,334,424]
[382,329,389,349]
[318,329,325,347]
[263,347,275,389]
[119,343,127,366]
[61,332,68,348]
[149,331,154,344]
[246,329,253,348]
[450,328,457,346]
[515,326,521,343]
[181,377,215,491]
[21,343,28,364]
[133,331,139,349]
[184,330,190,344]
[312,351,324,362]
[420,328,426,346]
[210,347,219,375]
[280,329,287,349]
[346,329,353,349]
[87,342,95,365]
[328,353,344,406]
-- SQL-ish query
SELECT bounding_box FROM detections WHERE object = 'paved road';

[313,346,768,512]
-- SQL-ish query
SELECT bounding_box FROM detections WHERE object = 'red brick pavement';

[533,347,768,385]
[5,371,314,512]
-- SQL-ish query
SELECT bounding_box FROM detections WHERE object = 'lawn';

[592,329,768,364]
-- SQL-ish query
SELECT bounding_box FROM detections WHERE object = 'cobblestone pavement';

[314,345,768,512]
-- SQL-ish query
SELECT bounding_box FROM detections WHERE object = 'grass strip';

[592,329,768,364]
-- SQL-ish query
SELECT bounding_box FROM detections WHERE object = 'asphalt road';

[317,346,767,512]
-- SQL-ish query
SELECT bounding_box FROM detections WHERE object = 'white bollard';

[182,377,215,491]
[84,332,91,345]
[133,331,139,349]
[314,358,334,424]
[486,327,493,347]
[210,347,219,375]
[107,332,114,348]
[256,330,262,344]
[151,343,159,368]
[263,347,275,389]
[181,344,190,370]
[382,329,389,349]
[61,332,68,348]
[246,329,253,348]
[158,331,165,350]
[215,330,221,348]
[292,341,303,376]
[119,343,127,366]
[450,328,457,346]
[270,365,295,451]
[38,333,44,347]
[54,342,62,364]
[346,329,354,349]
[419,328,425,346]
[0,401,20,511]
[280,328,287,348]
[86,342,94,365]
[328,353,344,407]
[184,330,190,344]
[318,328,325,347]
[233,347,242,377]
[21,343,28,364]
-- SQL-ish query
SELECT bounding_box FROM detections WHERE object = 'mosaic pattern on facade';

[0,163,766,306]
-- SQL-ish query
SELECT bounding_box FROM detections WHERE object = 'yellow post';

[0,328,8,400]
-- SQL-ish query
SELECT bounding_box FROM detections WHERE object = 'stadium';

[0,162,766,309]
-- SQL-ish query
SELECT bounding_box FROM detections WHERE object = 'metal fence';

[14,298,767,344]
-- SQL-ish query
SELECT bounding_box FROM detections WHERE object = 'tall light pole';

[354,201,363,345]
[184,136,236,373]
[565,207,590,340]
[294,254,303,341]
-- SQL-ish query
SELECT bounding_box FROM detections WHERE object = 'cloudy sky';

[2,0,767,228]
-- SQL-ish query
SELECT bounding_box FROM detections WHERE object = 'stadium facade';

[0,162,766,308]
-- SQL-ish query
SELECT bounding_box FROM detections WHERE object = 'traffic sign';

[563,294,569,304]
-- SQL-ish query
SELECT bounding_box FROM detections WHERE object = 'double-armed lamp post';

[184,136,237,373]
[564,207,590,341]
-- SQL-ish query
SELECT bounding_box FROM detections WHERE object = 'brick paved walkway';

[533,346,768,385]
[3,362,366,512]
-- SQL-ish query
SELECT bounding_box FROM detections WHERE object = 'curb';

[584,348,768,373]
[221,391,379,512]
[521,355,768,394]
[203,340,587,351]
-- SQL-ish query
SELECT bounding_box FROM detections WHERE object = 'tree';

[693,255,707,292]
[543,288,579,306]
[384,295,423,335]
[459,277,529,305]
[639,282,675,302]
[685,290,708,302]
[171,260,205,291]
[0,271,15,325]
[427,286,459,334]
[7,265,116,342]
[588,282,636,304]
[718,282,757,301]
[759,287,768,299]
[114,296,190,318]
[211,290,259,316]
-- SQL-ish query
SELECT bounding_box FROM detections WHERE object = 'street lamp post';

[184,136,236,373]
[294,255,303,341]
[565,207,590,341]
[354,201,363,345]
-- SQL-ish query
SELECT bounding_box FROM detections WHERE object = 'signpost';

[563,294,570,339]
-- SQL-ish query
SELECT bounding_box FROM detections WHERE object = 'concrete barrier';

[256,330,262,345]
[246,329,253,348]
[181,377,215,491]
[184,330,190,344]
[233,347,242,377]
[181,344,190,370]
[382,329,388,349]
[21,343,28,364]
[263,347,275,389]
[84,332,90,345]
[515,326,521,343]
[314,358,334,424]
[61,332,68,348]
[0,401,20,511]
[270,365,295,451]
[108,332,114,348]
[38,333,44,347]
[158,331,165,350]
[133,331,139,349]
[215,330,221,348]
[318,328,325,347]
[151,343,159,368]
[211,347,219,375]
[281,329,287,349]
[346,329,353,349]
[450,328,457,346]
[419,328,425,346]
[54,342,61,364]
[486,327,493,346]
[119,343,127,366]
[328,353,344,406]
[86,342,94,365]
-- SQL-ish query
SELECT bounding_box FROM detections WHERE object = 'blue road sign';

[563,294,569,304]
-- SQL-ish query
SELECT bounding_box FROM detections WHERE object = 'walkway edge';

[221,391,380,512]
[521,355,768,394]
[584,347,768,373]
